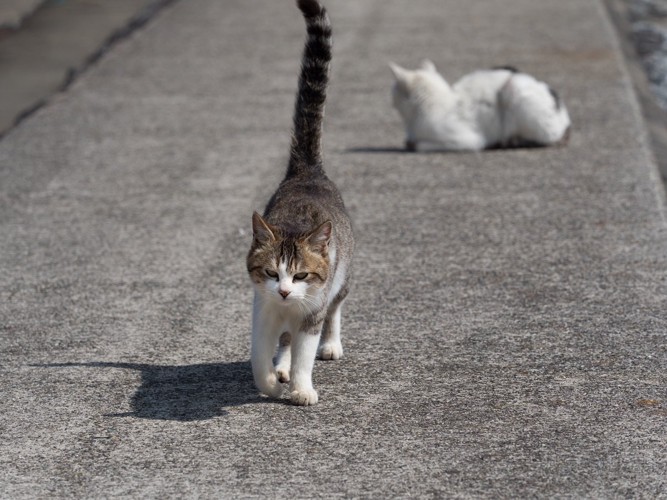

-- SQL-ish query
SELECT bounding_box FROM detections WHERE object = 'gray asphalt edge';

[602,0,667,206]
[0,0,181,141]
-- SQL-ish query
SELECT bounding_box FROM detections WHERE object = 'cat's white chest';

[253,294,300,331]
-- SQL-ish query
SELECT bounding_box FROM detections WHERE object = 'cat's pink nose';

[279,290,290,299]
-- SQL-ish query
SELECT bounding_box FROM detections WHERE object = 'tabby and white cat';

[390,60,571,151]
[247,0,353,406]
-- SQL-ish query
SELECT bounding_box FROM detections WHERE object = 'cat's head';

[247,212,331,309]
[389,60,449,120]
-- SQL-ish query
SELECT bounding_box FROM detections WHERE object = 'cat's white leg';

[289,330,321,406]
[275,331,291,383]
[319,301,343,360]
[251,296,284,399]
[440,131,487,151]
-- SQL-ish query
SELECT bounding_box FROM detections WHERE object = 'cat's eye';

[293,272,308,281]
[265,270,279,280]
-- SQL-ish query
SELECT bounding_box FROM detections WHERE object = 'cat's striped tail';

[286,0,332,178]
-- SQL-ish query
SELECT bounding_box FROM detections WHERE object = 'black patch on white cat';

[492,65,519,73]
[548,86,562,110]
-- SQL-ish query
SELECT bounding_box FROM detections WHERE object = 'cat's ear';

[389,62,411,85]
[420,59,437,73]
[389,62,413,97]
[252,211,276,245]
[306,220,332,254]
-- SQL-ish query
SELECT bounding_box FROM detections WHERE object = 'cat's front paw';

[256,372,285,399]
[318,341,343,360]
[290,388,319,406]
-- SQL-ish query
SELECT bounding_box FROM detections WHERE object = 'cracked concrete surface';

[1,0,666,497]
[0,0,175,135]
[0,0,43,28]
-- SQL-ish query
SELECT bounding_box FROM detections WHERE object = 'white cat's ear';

[389,62,411,84]
[420,59,437,72]
[306,220,332,254]
[252,211,276,244]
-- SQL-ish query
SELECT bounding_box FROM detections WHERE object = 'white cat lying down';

[390,60,571,151]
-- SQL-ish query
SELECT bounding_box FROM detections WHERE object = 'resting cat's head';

[247,212,332,308]
[389,60,450,121]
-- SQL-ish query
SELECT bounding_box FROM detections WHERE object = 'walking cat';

[246,0,353,406]
[390,60,571,151]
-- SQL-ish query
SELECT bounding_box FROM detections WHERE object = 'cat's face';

[247,212,331,310]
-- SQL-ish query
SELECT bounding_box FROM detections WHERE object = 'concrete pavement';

[1,0,666,497]
[0,0,174,134]
[0,0,42,28]
[604,0,667,188]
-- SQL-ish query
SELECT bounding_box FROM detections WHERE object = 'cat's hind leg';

[319,306,342,360]
[275,331,291,383]
[319,287,348,361]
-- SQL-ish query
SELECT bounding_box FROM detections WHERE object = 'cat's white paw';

[276,368,290,383]
[257,372,284,399]
[318,341,343,360]
[290,388,319,406]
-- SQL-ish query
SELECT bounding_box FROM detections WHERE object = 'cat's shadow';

[344,146,416,154]
[344,145,547,154]
[344,146,483,155]
[36,360,267,421]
